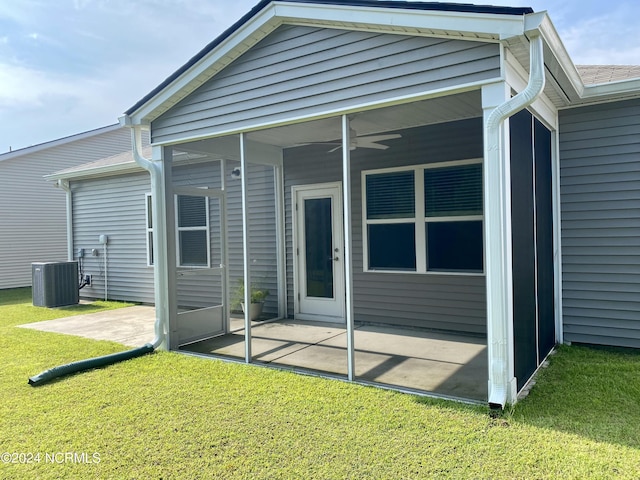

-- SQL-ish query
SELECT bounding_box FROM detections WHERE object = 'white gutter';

[485,32,545,408]
[56,179,74,262]
[129,125,166,350]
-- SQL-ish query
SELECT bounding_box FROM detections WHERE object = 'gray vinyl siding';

[0,126,133,290]
[559,98,640,348]
[71,172,154,303]
[284,118,487,335]
[152,25,500,144]
[171,159,279,316]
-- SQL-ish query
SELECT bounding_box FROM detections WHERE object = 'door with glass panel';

[293,183,345,322]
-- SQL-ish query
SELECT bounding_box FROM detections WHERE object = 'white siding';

[0,127,133,289]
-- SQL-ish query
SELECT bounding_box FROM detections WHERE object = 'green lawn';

[1,287,639,479]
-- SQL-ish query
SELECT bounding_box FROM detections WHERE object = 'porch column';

[240,133,252,362]
[482,82,517,406]
[153,145,178,350]
[341,115,355,381]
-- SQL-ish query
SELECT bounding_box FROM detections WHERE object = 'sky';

[1,0,639,153]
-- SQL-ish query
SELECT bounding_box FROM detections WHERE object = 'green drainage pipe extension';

[28,343,155,387]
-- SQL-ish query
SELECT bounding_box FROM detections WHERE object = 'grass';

[0,287,639,479]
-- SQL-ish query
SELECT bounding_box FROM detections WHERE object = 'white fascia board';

[126,7,281,125]
[532,13,584,97]
[44,162,144,182]
[273,2,525,40]
[0,124,121,163]
[581,77,640,99]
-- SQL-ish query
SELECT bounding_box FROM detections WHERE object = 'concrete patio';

[19,305,487,401]
[184,319,488,401]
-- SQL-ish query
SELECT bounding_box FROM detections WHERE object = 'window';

[145,193,211,268]
[176,195,210,267]
[363,159,483,274]
[365,170,416,271]
[145,193,154,266]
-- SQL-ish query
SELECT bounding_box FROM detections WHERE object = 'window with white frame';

[176,194,210,267]
[145,193,211,268]
[363,159,483,274]
[145,193,154,266]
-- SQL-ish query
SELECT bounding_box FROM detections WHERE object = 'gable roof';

[45,147,150,181]
[0,124,121,163]
[125,1,532,117]
[123,0,536,126]
[122,0,640,129]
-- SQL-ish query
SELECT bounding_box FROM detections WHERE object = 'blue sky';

[1,0,639,152]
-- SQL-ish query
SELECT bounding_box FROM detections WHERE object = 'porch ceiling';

[175,90,481,154]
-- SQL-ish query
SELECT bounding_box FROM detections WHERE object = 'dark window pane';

[366,171,415,219]
[148,232,154,265]
[368,223,416,270]
[427,221,483,272]
[425,164,482,217]
[179,230,208,266]
[304,198,333,298]
[147,195,153,228]
[178,195,206,227]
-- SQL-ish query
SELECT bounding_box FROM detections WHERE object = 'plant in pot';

[232,279,269,321]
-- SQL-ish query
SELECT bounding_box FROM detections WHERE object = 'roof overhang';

[121,0,534,128]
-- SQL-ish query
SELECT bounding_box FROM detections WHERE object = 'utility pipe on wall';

[485,33,545,408]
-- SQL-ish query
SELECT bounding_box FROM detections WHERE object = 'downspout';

[28,125,165,387]
[57,179,74,262]
[486,32,545,408]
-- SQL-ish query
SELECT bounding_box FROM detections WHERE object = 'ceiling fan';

[294,126,401,153]
[325,128,402,153]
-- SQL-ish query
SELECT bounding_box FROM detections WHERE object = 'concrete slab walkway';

[19,306,156,347]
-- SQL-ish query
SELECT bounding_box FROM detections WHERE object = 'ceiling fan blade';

[358,134,402,143]
[358,142,390,150]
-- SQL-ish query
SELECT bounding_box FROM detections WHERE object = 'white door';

[294,183,345,322]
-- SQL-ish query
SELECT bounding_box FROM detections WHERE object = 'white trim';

[341,115,355,382]
[274,164,287,318]
[240,133,252,362]
[362,158,484,275]
[551,127,563,345]
[292,181,345,322]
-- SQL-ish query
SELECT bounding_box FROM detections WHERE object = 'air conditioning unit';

[32,261,79,307]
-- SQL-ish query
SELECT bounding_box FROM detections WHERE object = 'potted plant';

[231,279,269,321]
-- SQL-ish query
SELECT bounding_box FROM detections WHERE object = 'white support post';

[240,133,252,362]
[149,144,177,351]
[551,129,564,344]
[482,82,517,406]
[220,159,230,334]
[274,163,287,318]
[342,115,355,382]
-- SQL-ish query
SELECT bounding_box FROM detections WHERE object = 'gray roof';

[577,65,640,85]
[48,146,150,179]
